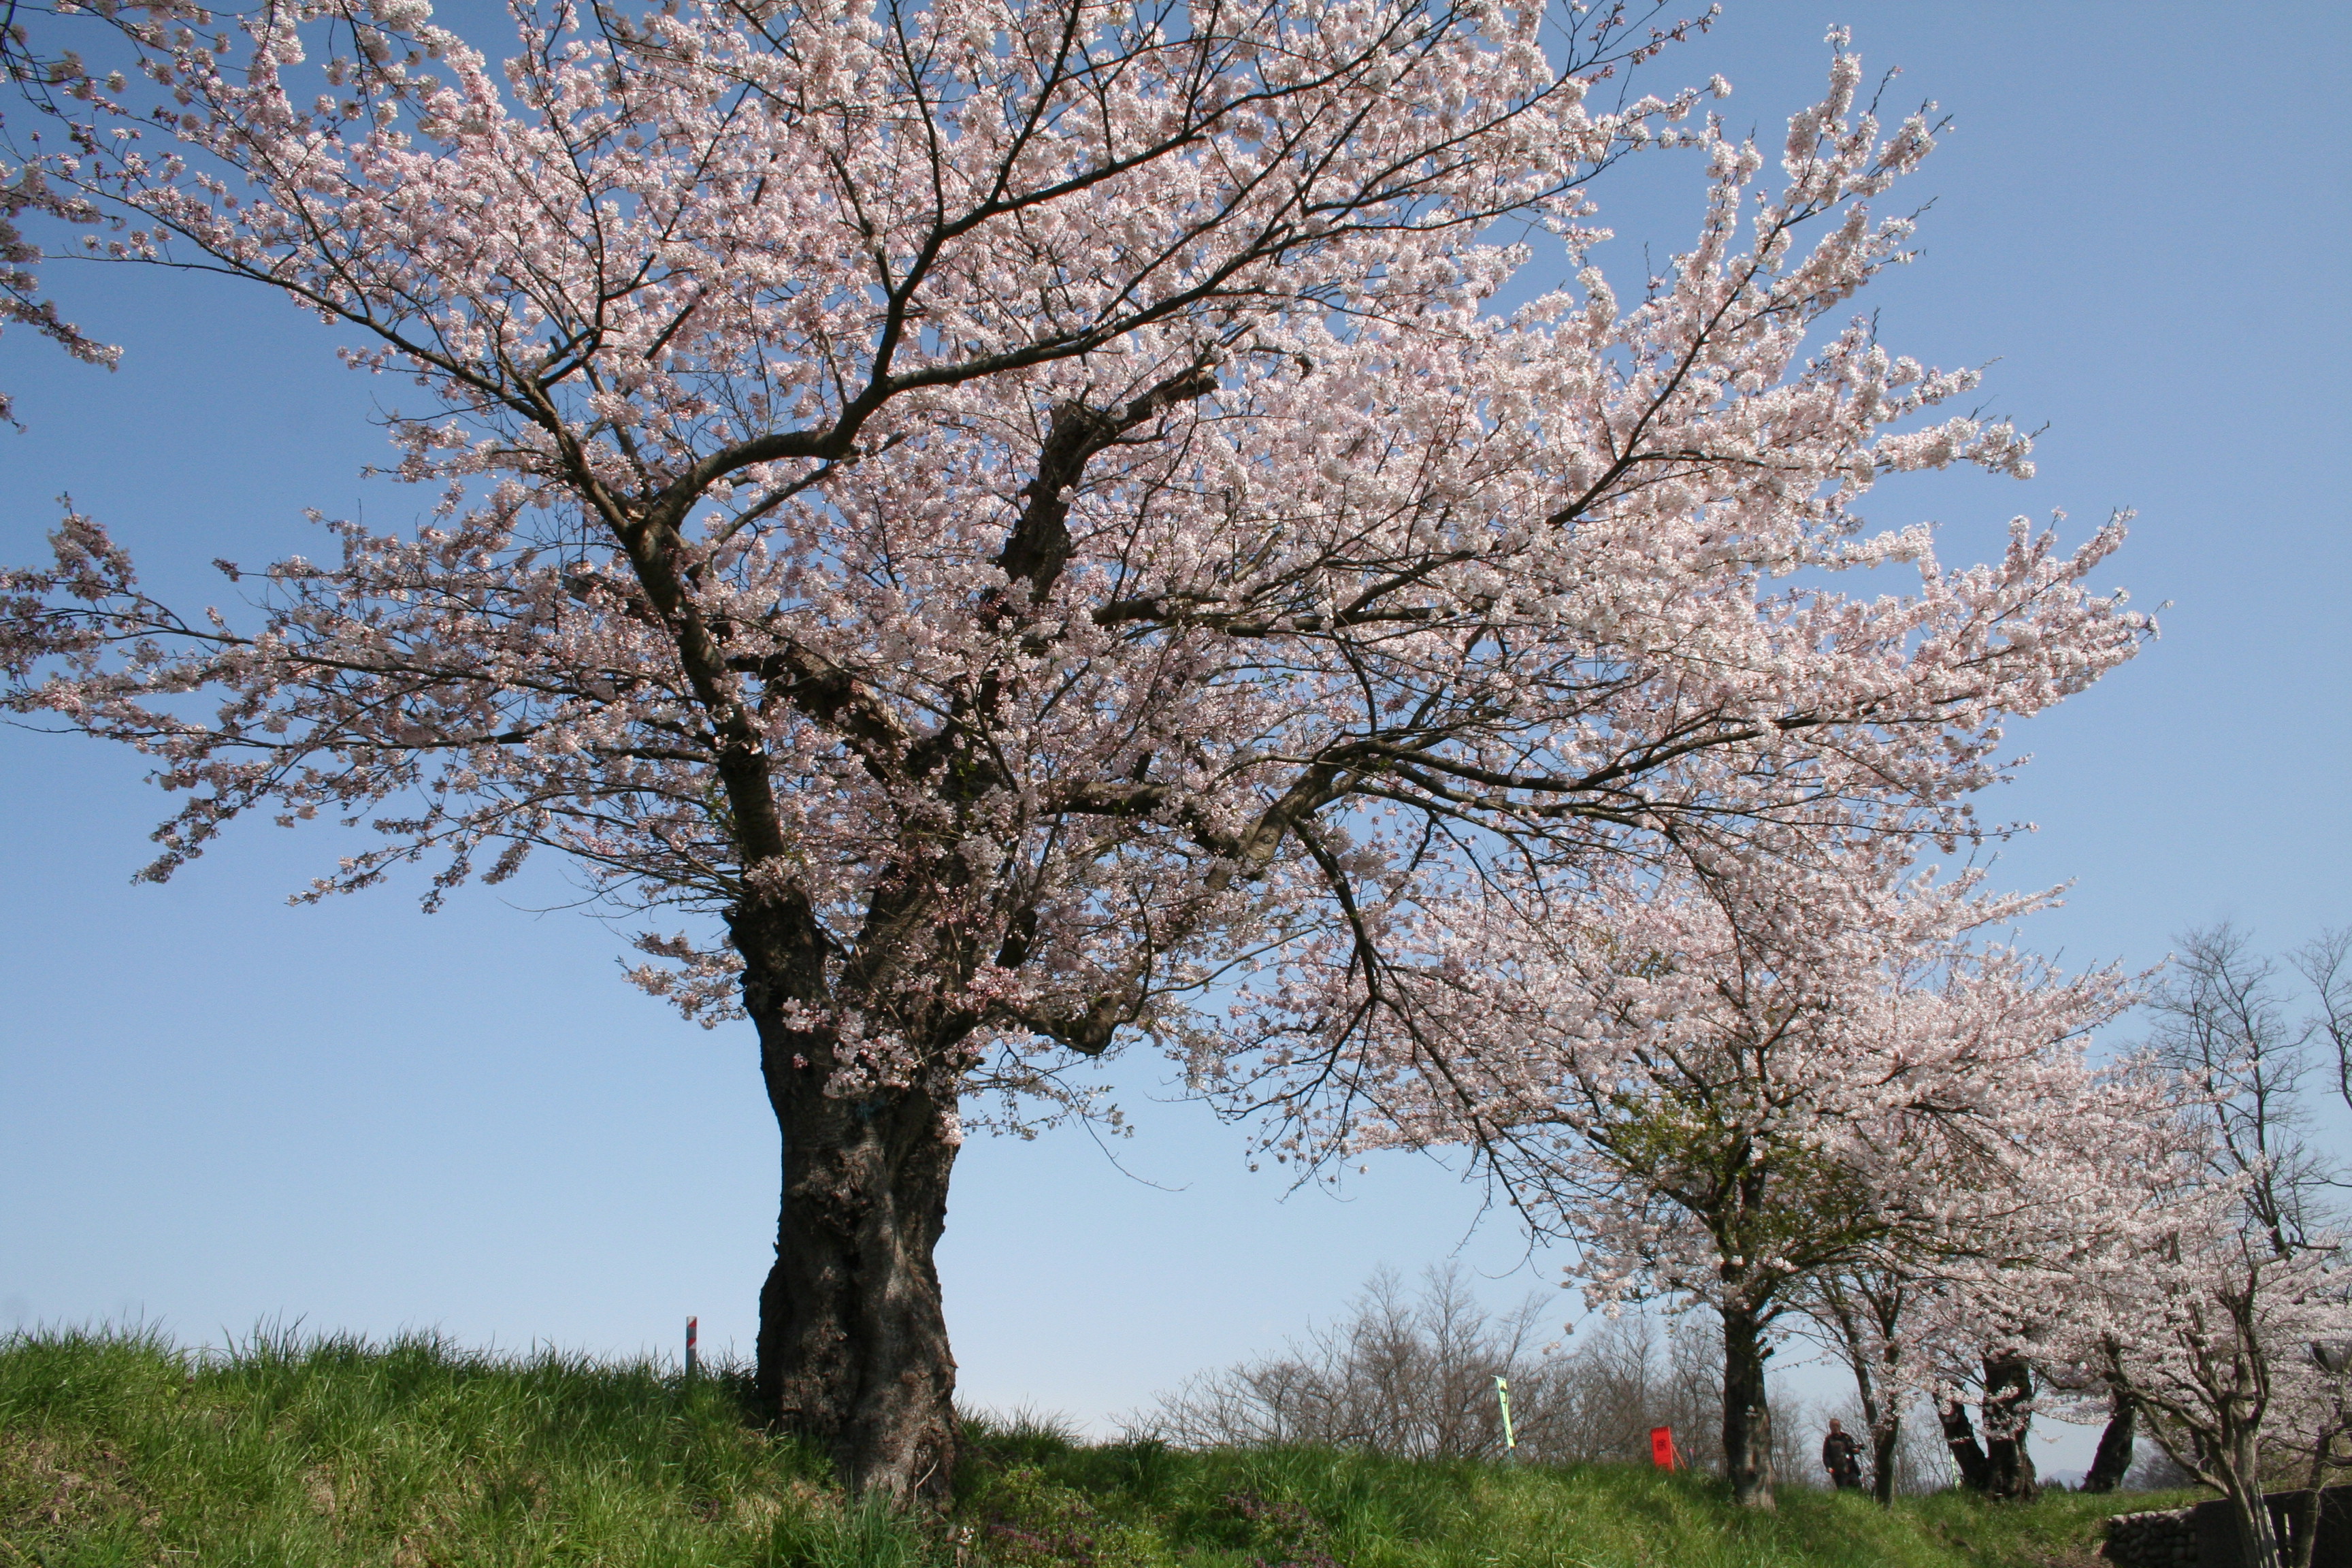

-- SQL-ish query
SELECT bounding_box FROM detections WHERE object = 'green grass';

[0,1327,2198,1567]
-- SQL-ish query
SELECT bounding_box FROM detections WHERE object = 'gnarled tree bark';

[1940,1396,1993,1492]
[2083,1386,2136,1494]
[735,894,963,1504]
[1982,1352,2040,1500]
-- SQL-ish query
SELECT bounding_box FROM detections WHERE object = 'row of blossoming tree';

[2,0,2342,1548]
[1337,851,2352,1553]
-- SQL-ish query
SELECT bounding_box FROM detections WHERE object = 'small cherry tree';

[2,0,2146,1496]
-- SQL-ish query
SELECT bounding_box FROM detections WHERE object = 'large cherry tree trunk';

[1721,1301,1777,1509]
[1980,1352,2040,1500]
[2082,1387,2136,1493]
[1940,1396,1993,1492]
[733,896,963,1504]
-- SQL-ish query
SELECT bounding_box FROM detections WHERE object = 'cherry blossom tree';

[1,0,2149,1497]
[1812,1268,2060,1503]
[1275,841,2149,1507]
[2036,930,2352,1568]
[2046,1179,2349,1568]
[1798,1164,2145,1505]
[1788,994,2214,1511]
[1893,926,2352,1567]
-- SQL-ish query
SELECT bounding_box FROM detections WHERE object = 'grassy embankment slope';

[1,1329,2187,1567]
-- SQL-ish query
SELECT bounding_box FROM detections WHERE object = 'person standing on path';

[1822,1420,1866,1492]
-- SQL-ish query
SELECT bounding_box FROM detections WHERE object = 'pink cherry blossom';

[1,0,2148,1497]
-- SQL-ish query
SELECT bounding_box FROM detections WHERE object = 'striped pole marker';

[686,1316,699,1379]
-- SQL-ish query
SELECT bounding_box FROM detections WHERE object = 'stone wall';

[2108,1486,2352,1568]
[2104,1506,2197,1567]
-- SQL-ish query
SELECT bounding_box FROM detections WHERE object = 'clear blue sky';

[3,2,2345,1479]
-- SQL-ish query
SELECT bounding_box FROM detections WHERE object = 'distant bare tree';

[1541,1305,1729,1471]
[2291,931,2351,1120]
[1140,1265,1550,1460]
[2124,1443,2198,1492]
[1897,1402,1962,1494]
[1139,1266,1743,1469]
[2149,925,2347,1252]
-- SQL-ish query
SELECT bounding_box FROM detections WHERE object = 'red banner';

[1649,1426,1677,1469]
